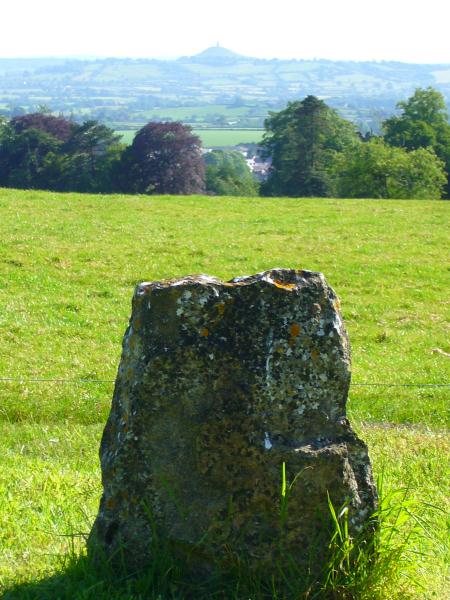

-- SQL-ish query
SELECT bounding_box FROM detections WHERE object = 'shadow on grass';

[0,549,323,600]
[1,554,143,600]
[0,551,269,600]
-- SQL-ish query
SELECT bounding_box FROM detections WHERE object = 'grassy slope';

[0,190,449,597]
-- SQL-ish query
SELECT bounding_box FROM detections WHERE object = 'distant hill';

[0,48,449,134]
[186,45,244,63]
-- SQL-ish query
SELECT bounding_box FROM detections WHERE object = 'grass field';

[117,128,265,147]
[0,189,448,598]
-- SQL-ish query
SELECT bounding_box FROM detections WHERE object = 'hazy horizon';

[2,0,450,64]
[1,45,450,66]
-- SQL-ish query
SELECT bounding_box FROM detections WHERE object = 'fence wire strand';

[0,376,448,388]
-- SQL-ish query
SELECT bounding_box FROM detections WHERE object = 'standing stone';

[89,269,377,573]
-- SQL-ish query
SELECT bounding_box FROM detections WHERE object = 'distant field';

[141,104,252,120]
[194,128,264,147]
[117,128,265,147]
[0,190,448,598]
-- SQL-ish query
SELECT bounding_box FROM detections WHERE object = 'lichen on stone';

[89,268,377,573]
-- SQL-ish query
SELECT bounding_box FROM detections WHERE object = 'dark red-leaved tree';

[120,122,205,194]
[10,113,75,142]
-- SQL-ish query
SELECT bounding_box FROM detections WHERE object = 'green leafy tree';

[0,114,124,192]
[0,126,62,189]
[334,138,446,199]
[260,95,358,197]
[204,150,258,196]
[0,119,13,186]
[0,113,74,189]
[61,120,123,192]
[383,87,450,196]
[118,122,205,195]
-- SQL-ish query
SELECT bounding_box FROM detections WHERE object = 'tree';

[0,113,75,189]
[334,138,446,199]
[61,120,123,192]
[383,87,450,196]
[118,122,205,195]
[0,118,12,186]
[10,112,75,142]
[204,150,258,196]
[0,125,62,189]
[0,114,124,192]
[260,95,359,197]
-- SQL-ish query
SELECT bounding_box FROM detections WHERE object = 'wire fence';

[0,376,448,388]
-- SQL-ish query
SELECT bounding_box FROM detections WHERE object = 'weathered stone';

[89,269,377,573]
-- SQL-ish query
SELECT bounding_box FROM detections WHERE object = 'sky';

[1,0,450,63]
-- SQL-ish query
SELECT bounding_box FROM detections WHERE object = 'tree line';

[0,113,257,197]
[0,87,448,199]
[261,87,450,199]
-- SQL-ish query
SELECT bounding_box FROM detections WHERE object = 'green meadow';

[0,189,448,598]
[117,128,265,147]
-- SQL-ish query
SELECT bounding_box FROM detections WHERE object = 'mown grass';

[0,189,449,598]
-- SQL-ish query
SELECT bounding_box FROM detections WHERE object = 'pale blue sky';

[2,0,449,63]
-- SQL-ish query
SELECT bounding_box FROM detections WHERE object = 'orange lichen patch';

[200,327,209,337]
[216,302,225,316]
[333,298,341,310]
[273,280,296,290]
[290,323,301,337]
[289,322,301,347]
[311,349,320,362]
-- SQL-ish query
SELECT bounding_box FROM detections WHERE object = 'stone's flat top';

[136,268,321,296]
